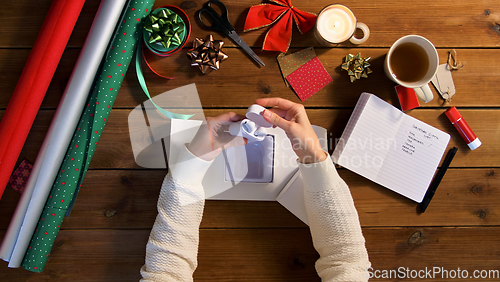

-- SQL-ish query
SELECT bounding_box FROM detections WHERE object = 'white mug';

[384,35,439,103]
[315,4,370,45]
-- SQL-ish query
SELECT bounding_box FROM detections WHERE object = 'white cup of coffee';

[315,4,370,45]
[384,35,439,103]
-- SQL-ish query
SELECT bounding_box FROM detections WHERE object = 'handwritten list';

[333,93,450,202]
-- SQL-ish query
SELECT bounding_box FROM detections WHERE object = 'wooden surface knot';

[492,23,500,35]
[105,210,118,218]
[120,176,132,187]
[478,210,487,219]
[408,230,423,244]
[471,185,483,194]
[180,1,197,10]
[286,254,307,270]
[257,82,272,94]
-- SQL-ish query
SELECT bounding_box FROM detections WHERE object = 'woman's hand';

[255,98,327,164]
[187,112,248,161]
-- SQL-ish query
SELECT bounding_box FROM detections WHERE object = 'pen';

[419,146,458,213]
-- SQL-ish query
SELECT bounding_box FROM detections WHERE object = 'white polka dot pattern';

[21,0,154,272]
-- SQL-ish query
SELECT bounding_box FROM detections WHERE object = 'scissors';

[197,0,265,67]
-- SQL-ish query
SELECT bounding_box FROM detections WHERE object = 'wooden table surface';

[1,0,499,281]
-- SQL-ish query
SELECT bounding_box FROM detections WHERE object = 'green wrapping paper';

[21,0,155,272]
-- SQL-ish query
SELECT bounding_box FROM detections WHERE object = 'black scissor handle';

[197,8,228,34]
[197,0,233,35]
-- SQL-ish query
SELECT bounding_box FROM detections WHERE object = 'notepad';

[332,93,450,203]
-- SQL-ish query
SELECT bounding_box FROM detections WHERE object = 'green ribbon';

[135,42,194,120]
[21,0,155,273]
[143,8,185,52]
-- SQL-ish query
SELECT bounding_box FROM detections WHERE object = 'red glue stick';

[445,107,481,150]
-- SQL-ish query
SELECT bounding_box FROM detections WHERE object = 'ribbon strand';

[136,6,193,120]
[136,43,194,120]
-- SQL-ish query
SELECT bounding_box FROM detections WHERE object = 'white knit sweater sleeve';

[140,145,213,282]
[299,156,371,282]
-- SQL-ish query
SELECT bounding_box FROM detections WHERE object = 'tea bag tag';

[431,64,456,102]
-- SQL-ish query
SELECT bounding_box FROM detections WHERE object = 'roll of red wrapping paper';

[0,0,86,199]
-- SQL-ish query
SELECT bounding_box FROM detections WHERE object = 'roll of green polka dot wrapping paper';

[22,0,155,272]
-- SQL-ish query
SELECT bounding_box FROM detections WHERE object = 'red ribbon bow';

[244,0,317,53]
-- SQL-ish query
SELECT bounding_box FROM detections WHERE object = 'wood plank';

[96,108,500,168]
[168,0,500,48]
[0,49,74,109]
[349,168,500,227]
[0,1,100,48]
[0,229,148,281]
[1,227,499,281]
[0,168,497,230]
[6,108,495,170]
[365,227,500,281]
[1,48,499,109]
[126,48,500,108]
[0,0,497,281]
[1,0,499,48]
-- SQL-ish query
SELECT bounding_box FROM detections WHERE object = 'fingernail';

[263,109,271,118]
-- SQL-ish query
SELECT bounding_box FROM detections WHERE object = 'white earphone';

[228,104,273,142]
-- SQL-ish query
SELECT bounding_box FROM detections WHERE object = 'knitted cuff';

[298,154,344,192]
[170,144,214,185]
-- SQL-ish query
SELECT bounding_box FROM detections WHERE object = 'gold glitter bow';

[144,8,185,49]
[341,53,372,82]
[187,35,228,74]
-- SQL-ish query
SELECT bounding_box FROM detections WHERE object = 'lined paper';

[333,93,450,202]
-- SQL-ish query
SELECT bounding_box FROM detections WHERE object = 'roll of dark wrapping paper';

[0,0,86,200]
[21,0,155,272]
[0,0,128,268]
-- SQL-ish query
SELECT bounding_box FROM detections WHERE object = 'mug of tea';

[384,35,439,103]
[315,4,370,45]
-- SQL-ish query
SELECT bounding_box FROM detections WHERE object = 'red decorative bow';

[244,0,317,53]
